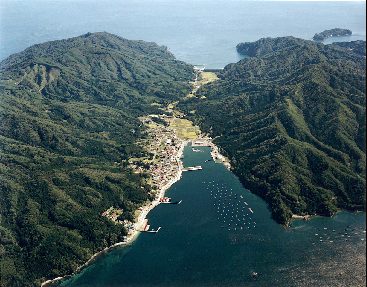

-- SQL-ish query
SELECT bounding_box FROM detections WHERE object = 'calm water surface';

[60,146,366,287]
[0,0,366,68]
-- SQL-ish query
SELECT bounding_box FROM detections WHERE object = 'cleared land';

[186,71,219,98]
[169,118,200,140]
[198,72,218,85]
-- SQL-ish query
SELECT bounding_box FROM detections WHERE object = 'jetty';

[146,227,161,233]
[183,166,202,171]
[192,140,211,147]
[139,219,161,233]
[159,197,182,204]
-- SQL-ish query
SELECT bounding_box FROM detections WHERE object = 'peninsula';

[313,28,352,41]
[182,36,366,225]
[0,32,194,287]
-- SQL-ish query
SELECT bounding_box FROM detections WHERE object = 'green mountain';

[181,37,366,225]
[0,32,193,286]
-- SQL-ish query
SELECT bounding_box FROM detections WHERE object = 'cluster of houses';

[137,115,183,192]
[101,114,182,235]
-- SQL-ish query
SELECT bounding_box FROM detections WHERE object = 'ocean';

[0,0,366,68]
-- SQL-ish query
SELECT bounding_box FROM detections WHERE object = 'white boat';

[192,148,202,152]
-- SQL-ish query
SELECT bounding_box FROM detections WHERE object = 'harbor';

[89,69,229,271]
[190,139,231,169]
[58,145,366,287]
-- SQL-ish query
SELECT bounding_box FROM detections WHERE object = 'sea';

[0,0,366,68]
[59,146,366,287]
[1,1,365,286]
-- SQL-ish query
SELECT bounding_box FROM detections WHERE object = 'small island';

[313,28,352,41]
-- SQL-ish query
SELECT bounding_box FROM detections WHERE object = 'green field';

[198,72,218,85]
[169,118,200,140]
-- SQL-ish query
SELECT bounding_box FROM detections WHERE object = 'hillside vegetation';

[0,32,193,286]
[180,37,366,224]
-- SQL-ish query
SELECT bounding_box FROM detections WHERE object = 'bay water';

[59,146,366,286]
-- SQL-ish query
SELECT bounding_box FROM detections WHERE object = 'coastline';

[41,68,229,287]
[290,210,364,225]
[41,140,187,287]
[292,214,312,221]
[210,142,231,170]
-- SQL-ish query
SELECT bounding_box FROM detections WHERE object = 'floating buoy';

[251,272,258,278]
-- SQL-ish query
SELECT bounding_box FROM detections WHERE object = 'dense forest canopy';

[181,37,366,225]
[0,32,193,287]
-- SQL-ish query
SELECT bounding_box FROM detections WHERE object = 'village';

[133,114,186,200]
[100,112,191,237]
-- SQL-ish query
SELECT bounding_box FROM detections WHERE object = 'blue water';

[1,0,365,68]
[59,146,366,287]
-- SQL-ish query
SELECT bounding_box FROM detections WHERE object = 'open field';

[198,71,219,85]
[169,118,200,140]
[186,71,219,99]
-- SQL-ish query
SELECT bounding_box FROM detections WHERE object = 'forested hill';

[180,37,366,225]
[0,32,193,286]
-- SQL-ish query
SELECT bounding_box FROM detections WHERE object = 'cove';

[59,145,366,287]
